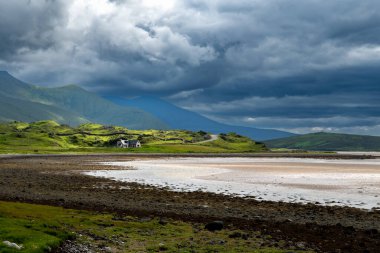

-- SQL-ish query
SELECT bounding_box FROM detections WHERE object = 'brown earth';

[0,154,379,253]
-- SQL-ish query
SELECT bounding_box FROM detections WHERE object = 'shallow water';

[84,157,380,209]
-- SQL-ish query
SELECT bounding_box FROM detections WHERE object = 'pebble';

[103,246,112,252]
[296,242,306,249]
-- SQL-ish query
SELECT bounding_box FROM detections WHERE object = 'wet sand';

[87,157,380,209]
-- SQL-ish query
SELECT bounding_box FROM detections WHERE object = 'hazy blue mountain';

[0,71,295,139]
[0,71,168,129]
[32,85,168,129]
[105,96,294,141]
[265,132,380,151]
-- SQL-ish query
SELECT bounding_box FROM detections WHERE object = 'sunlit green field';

[0,121,267,154]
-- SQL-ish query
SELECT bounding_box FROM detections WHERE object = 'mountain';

[0,71,295,139]
[0,71,87,125]
[105,96,294,141]
[0,93,87,125]
[265,132,380,151]
[0,71,168,129]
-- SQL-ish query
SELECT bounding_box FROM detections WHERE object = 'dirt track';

[1,154,380,252]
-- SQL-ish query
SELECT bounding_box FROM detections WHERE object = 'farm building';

[116,139,141,148]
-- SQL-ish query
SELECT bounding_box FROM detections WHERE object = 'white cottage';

[116,139,141,148]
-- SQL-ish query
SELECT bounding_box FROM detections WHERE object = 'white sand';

[84,157,380,209]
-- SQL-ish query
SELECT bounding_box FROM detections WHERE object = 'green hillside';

[0,71,168,129]
[265,132,380,151]
[0,121,267,153]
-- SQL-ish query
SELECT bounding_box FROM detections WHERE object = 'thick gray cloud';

[1,0,380,134]
[0,0,69,59]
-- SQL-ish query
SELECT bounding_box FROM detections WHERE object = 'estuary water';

[84,157,380,209]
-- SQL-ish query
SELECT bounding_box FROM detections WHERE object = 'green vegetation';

[0,201,311,253]
[202,133,267,152]
[265,132,380,151]
[0,121,267,154]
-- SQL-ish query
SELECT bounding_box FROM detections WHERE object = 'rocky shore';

[1,154,379,252]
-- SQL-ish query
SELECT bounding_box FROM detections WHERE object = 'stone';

[104,246,112,252]
[2,241,23,250]
[158,242,168,251]
[205,221,224,231]
[296,242,306,249]
[228,232,242,238]
[241,234,249,240]
[158,217,168,225]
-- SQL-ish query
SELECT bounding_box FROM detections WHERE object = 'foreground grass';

[0,121,267,154]
[0,201,312,253]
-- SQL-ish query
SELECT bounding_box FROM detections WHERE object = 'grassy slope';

[0,121,267,154]
[0,201,311,253]
[265,132,380,151]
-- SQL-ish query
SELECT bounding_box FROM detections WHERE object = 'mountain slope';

[0,71,36,98]
[0,93,88,125]
[32,85,168,129]
[0,71,168,129]
[0,72,88,125]
[106,96,294,141]
[265,132,380,151]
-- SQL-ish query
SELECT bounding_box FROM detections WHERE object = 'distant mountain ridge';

[106,96,294,141]
[0,71,168,129]
[0,71,294,140]
[265,132,380,151]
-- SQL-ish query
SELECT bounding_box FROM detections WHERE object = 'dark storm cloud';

[189,95,380,119]
[1,0,380,134]
[187,65,380,102]
[0,0,68,59]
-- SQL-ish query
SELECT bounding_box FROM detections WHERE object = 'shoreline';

[1,155,380,252]
[88,157,380,210]
[0,151,375,160]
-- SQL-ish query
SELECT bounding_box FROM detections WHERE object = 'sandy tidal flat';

[84,157,380,209]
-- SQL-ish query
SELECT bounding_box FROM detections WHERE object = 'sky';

[1,0,380,135]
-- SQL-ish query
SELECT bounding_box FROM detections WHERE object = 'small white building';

[116,139,141,148]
